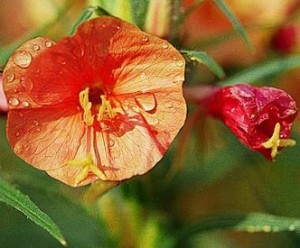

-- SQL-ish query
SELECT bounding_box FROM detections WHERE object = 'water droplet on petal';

[36,127,41,132]
[73,47,85,57]
[135,94,157,112]
[8,98,19,106]
[15,131,20,137]
[109,139,115,147]
[102,24,106,27]
[22,101,30,107]
[176,60,184,67]
[13,51,32,68]
[147,117,159,125]
[115,25,120,30]
[162,43,169,49]
[32,44,40,51]
[23,143,30,148]
[142,35,149,42]
[45,41,53,47]
[165,102,173,108]
[33,120,39,126]
[6,73,15,82]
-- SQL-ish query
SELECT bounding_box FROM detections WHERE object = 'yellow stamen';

[261,122,296,159]
[79,88,94,126]
[97,95,117,121]
[64,154,104,186]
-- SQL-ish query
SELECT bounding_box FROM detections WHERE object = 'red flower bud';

[208,84,297,160]
[272,24,298,53]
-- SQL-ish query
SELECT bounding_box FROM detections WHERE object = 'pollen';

[64,154,105,186]
[261,122,296,159]
[79,88,94,126]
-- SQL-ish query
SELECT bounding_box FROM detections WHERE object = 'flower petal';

[7,106,88,186]
[3,37,56,109]
[209,83,297,159]
[99,90,186,180]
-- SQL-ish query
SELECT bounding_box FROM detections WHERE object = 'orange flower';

[3,17,186,187]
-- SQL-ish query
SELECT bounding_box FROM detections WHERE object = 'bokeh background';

[1,0,300,247]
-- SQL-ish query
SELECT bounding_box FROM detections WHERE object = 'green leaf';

[181,50,225,79]
[0,179,67,246]
[213,0,253,50]
[95,0,134,23]
[69,7,97,35]
[69,6,114,35]
[220,55,300,85]
[174,213,300,244]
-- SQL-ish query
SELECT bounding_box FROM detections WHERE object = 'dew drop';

[135,94,157,112]
[33,120,39,126]
[73,47,85,57]
[23,143,30,148]
[21,79,33,91]
[147,117,159,125]
[176,60,184,67]
[114,25,121,30]
[15,131,20,137]
[22,101,30,107]
[13,51,32,68]
[6,73,15,82]
[102,24,106,27]
[45,41,53,48]
[8,98,19,106]
[165,102,173,108]
[109,139,115,147]
[162,43,169,49]
[36,127,41,132]
[142,35,149,42]
[32,44,40,51]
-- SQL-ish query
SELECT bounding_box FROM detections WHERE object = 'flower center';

[79,87,117,126]
[261,122,296,159]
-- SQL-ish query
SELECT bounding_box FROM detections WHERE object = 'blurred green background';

[1,0,300,247]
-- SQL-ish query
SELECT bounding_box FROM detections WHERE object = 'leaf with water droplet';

[173,212,300,242]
